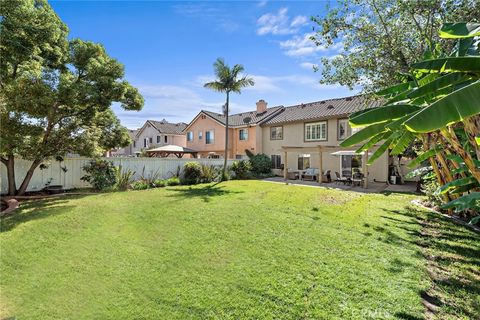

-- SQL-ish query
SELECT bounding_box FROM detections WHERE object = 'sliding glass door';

[341,155,362,178]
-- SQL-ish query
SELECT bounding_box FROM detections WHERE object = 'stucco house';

[260,95,390,184]
[130,119,187,156]
[184,100,283,159]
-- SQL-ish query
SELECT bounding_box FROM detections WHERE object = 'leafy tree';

[204,58,254,180]
[0,0,143,195]
[311,0,480,92]
[341,22,480,218]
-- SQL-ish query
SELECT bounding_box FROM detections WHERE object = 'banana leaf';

[356,131,391,153]
[390,131,415,155]
[405,81,480,133]
[368,137,392,165]
[407,72,472,100]
[340,122,387,147]
[411,56,480,73]
[440,23,480,39]
[441,192,480,212]
[376,81,415,97]
[408,147,442,168]
[349,104,420,127]
[436,176,478,194]
[405,166,432,179]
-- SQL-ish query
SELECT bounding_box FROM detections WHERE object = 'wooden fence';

[0,157,234,193]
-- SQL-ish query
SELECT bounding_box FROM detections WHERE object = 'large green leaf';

[349,104,420,127]
[436,176,478,194]
[375,81,414,97]
[441,192,480,212]
[440,23,480,39]
[340,122,387,147]
[407,72,472,100]
[355,131,391,153]
[405,166,432,179]
[408,147,442,168]
[390,131,415,155]
[367,137,392,165]
[411,57,480,73]
[405,81,480,133]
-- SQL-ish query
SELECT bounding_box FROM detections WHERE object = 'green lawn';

[1,181,478,319]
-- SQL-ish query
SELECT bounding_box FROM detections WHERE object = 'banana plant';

[341,22,480,217]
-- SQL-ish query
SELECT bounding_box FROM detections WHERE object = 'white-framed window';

[164,136,168,143]
[235,154,243,159]
[206,130,214,144]
[133,141,136,148]
[187,131,193,142]
[143,138,148,148]
[270,126,283,140]
[157,135,161,143]
[198,131,203,140]
[149,137,153,143]
[305,121,327,141]
[298,154,311,170]
[338,119,349,140]
[239,128,248,141]
[271,154,282,169]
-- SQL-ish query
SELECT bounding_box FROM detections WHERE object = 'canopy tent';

[146,145,198,158]
[330,150,370,156]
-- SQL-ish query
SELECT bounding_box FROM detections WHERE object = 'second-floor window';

[206,130,214,144]
[187,132,193,142]
[270,126,283,140]
[198,131,203,140]
[239,129,248,141]
[133,141,136,148]
[164,136,168,143]
[157,135,161,143]
[305,121,327,141]
[338,119,349,140]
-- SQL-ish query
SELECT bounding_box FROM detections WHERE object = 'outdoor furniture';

[287,170,300,180]
[321,170,332,183]
[302,168,319,181]
[334,171,348,184]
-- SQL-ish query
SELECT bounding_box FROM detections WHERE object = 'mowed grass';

[1,180,478,319]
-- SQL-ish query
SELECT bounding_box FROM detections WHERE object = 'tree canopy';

[311,0,480,92]
[0,0,144,195]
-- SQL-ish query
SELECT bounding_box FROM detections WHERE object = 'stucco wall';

[131,123,186,155]
[261,118,388,182]
[231,126,257,158]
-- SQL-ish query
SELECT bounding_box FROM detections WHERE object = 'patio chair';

[335,171,348,184]
[321,170,332,183]
[301,168,319,181]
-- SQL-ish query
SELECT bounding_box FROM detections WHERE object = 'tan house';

[260,95,390,184]
[131,119,187,156]
[184,100,283,159]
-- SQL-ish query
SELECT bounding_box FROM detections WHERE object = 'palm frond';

[203,81,226,92]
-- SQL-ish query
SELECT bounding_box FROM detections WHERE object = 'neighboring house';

[108,129,138,157]
[131,119,187,156]
[260,95,390,183]
[184,100,283,159]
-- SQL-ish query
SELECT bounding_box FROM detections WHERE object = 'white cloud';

[256,8,308,35]
[299,62,317,70]
[279,32,343,57]
[257,0,268,7]
[290,15,308,27]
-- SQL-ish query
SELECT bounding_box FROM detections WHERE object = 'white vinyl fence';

[0,157,234,193]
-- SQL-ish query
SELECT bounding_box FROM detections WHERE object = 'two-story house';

[260,95,389,183]
[184,100,283,159]
[131,119,187,155]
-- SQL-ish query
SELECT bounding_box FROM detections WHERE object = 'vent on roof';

[327,105,334,109]
[301,104,305,108]
[345,97,353,101]
[243,117,252,124]
[320,101,326,104]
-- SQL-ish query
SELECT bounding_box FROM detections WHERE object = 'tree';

[311,0,480,92]
[0,0,143,196]
[204,58,254,180]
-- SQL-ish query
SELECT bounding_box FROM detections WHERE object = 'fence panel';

[0,158,234,193]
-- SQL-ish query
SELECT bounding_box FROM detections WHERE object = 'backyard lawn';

[1,181,478,319]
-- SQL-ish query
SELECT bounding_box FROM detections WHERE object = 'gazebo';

[146,145,198,158]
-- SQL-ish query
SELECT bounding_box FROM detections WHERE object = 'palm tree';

[204,58,255,180]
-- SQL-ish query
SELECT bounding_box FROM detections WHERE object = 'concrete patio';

[263,176,418,194]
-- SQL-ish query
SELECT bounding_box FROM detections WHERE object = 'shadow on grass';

[166,182,244,203]
[0,195,89,233]
[379,205,480,319]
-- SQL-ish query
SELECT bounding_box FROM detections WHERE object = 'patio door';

[341,155,362,178]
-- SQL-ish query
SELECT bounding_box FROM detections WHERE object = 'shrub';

[166,177,180,186]
[81,159,118,190]
[116,166,135,191]
[182,162,202,185]
[249,153,272,175]
[140,166,161,187]
[153,179,166,187]
[230,160,252,179]
[131,181,150,190]
[421,178,443,209]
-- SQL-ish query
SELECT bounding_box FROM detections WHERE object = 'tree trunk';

[442,128,480,183]
[16,159,41,196]
[2,155,17,196]
[222,91,230,181]
[464,115,480,160]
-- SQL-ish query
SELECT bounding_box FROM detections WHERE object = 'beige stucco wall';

[261,118,389,182]
[131,123,186,155]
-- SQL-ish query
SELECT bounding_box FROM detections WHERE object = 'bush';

[116,166,135,191]
[249,153,272,175]
[166,177,180,186]
[421,178,443,208]
[153,179,166,187]
[81,159,118,190]
[182,162,202,185]
[131,180,150,190]
[200,164,217,183]
[230,160,252,179]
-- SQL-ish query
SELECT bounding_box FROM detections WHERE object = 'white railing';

[0,157,234,193]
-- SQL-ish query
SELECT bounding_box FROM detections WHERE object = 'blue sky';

[51,0,358,129]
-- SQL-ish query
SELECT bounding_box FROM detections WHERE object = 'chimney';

[256,99,267,113]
